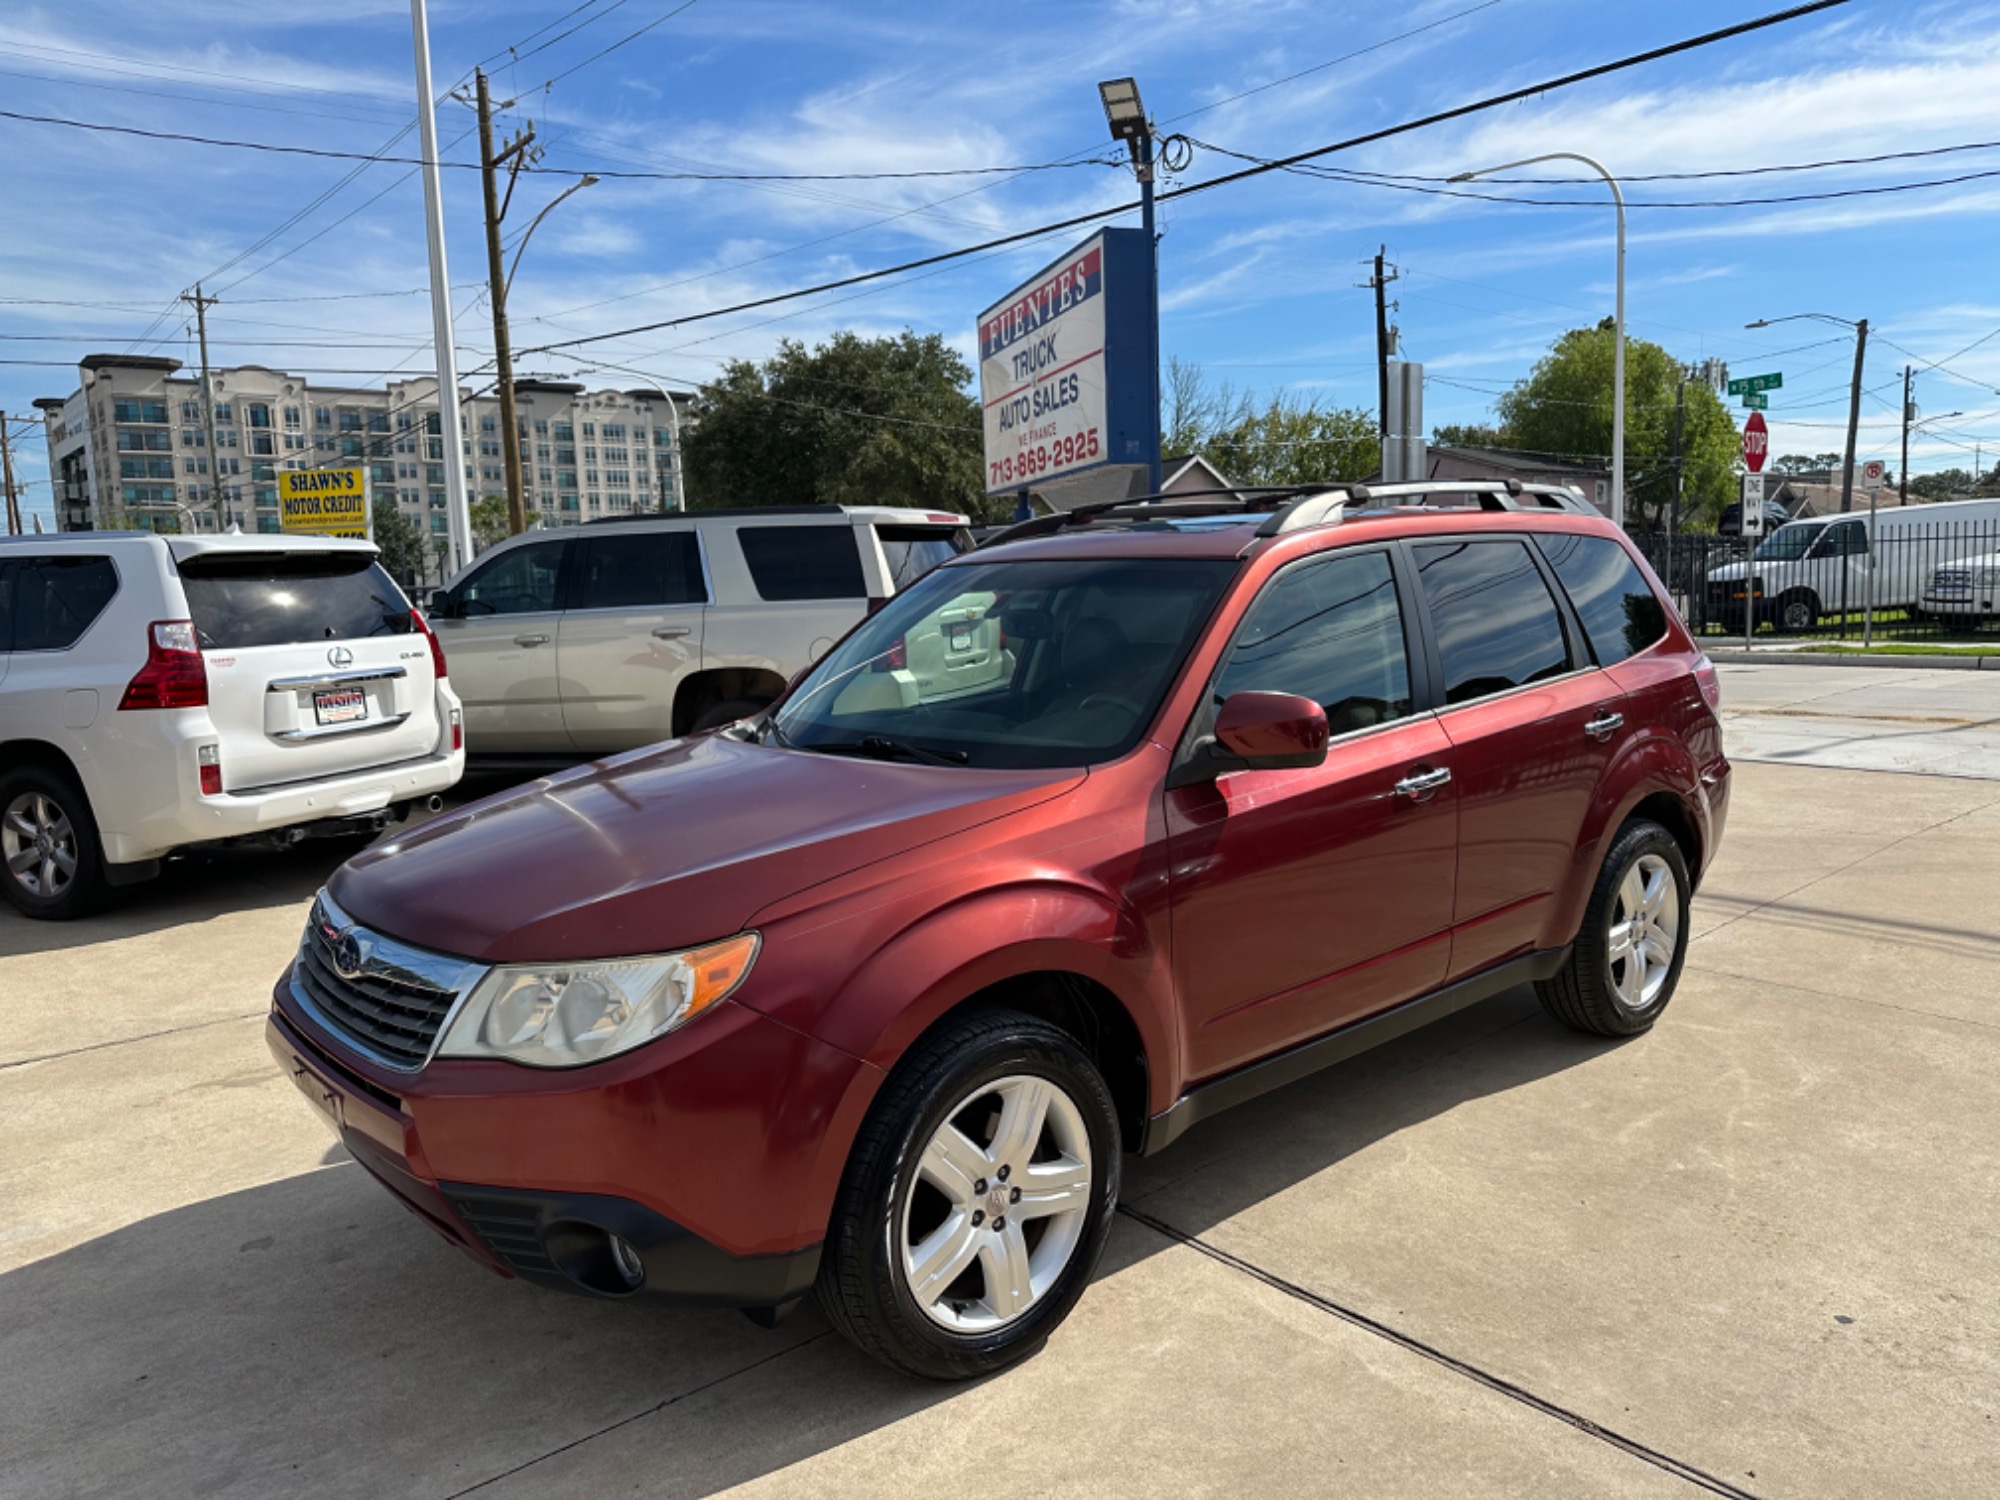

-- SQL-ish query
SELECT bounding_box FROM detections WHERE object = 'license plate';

[313,686,368,726]
[947,622,974,652]
[289,1057,344,1134]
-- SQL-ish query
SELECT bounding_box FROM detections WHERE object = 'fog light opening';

[609,1233,644,1290]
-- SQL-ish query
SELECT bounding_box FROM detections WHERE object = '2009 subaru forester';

[268,480,1729,1380]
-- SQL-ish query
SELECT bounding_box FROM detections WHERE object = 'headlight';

[436,932,759,1067]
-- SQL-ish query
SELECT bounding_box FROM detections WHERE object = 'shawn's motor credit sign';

[278,466,369,539]
[977,229,1151,496]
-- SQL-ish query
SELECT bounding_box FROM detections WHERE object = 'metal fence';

[1629,520,2000,643]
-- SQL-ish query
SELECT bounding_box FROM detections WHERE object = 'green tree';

[683,331,998,519]
[1432,422,1508,449]
[371,496,427,587]
[1908,467,1976,502]
[1495,320,1740,529]
[469,494,536,551]
[1208,394,1379,487]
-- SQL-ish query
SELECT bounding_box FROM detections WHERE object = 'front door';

[1167,547,1459,1082]
[433,538,570,754]
[1409,537,1625,980]
[558,529,706,753]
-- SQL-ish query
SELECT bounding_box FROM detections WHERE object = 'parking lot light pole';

[1099,78,1162,496]
[1452,153,1624,526]
[1747,313,1868,515]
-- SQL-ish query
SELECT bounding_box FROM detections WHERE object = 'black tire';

[814,1009,1121,1380]
[0,764,108,921]
[1775,591,1820,635]
[690,696,770,733]
[1536,818,1691,1038]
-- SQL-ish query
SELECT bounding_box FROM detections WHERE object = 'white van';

[1703,495,2000,633]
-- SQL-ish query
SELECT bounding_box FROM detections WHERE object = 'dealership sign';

[977,229,1152,495]
[278,466,369,539]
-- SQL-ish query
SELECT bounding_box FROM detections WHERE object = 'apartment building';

[35,355,692,541]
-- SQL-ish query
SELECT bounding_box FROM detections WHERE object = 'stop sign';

[1743,410,1769,474]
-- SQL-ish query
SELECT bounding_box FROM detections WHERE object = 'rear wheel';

[0,766,108,921]
[1536,819,1690,1038]
[690,697,770,733]
[815,1010,1120,1380]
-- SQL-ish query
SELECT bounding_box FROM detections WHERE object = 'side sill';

[1138,947,1569,1157]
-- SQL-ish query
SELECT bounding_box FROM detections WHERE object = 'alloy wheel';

[899,1074,1093,1333]
[1607,852,1679,1010]
[2,792,79,900]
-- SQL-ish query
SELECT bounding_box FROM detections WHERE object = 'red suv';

[268,482,1728,1379]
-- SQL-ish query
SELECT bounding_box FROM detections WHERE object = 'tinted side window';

[738,525,865,601]
[1213,551,1412,737]
[571,533,704,609]
[1414,540,1572,705]
[1536,533,1667,666]
[875,525,969,591]
[180,553,412,648]
[0,563,13,653]
[459,540,566,616]
[12,555,120,651]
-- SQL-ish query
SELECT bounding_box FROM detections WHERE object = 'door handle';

[651,626,692,640]
[512,633,550,647]
[1584,710,1625,741]
[1394,766,1452,799]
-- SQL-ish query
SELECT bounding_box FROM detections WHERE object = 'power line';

[538,0,702,89]
[513,0,1857,359]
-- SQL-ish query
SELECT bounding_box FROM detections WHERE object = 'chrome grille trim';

[290,889,489,1073]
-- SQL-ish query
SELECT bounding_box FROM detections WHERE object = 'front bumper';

[268,972,868,1307]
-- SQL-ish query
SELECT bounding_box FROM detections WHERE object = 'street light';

[1452,152,1625,525]
[1098,77,1162,496]
[566,359,688,513]
[506,174,598,303]
[1745,312,1868,515]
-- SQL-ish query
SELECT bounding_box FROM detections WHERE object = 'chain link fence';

[1630,519,2000,643]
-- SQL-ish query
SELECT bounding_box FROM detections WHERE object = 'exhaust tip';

[423,794,445,814]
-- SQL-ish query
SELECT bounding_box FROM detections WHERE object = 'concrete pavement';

[1719,660,2000,779]
[4,665,1998,1497]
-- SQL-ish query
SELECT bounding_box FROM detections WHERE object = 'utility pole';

[1838,316,1868,514]
[1669,376,1686,538]
[1899,365,1912,513]
[475,69,535,537]
[1368,248,1399,443]
[0,413,21,535]
[182,284,225,529]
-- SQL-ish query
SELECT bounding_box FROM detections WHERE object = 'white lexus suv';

[0,532,464,919]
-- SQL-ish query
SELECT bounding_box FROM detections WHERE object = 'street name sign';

[1742,410,1769,474]
[1727,371,1783,396]
[1741,391,1768,410]
[977,229,1152,496]
[278,467,368,539]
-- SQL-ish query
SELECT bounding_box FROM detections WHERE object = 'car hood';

[331,735,1083,963]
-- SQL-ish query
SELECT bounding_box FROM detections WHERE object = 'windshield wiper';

[802,735,969,767]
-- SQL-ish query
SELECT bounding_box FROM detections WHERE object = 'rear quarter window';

[9,555,120,651]
[874,524,970,592]
[179,551,413,649]
[1537,533,1667,666]
[737,525,866,601]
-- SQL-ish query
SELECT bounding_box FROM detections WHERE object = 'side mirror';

[1213,691,1329,770]
[429,589,452,617]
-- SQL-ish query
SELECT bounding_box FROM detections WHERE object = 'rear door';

[431,538,569,753]
[703,521,869,680]
[557,528,706,753]
[178,547,441,791]
[1409,536,1627,980]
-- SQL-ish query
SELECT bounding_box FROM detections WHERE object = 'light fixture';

[1098,77,1147,143]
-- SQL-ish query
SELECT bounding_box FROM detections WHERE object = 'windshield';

[1753,521,1825,561]
[769,556,1238,769]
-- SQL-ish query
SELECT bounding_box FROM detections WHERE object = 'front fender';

[1542,727,1701,949]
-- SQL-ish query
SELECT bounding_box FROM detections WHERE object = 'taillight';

[412,608,448,680]
[119,621,207,710]
[882,636,907,672]
[1694,655,1721,711]
[197,744,222,796]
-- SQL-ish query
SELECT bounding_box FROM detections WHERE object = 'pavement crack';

[441,1331,830,1497]
[1117,1203,1766,1500]
[0,1011,269,1071]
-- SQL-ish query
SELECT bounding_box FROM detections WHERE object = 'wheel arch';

[0,737,87,786]
[671,667,787,737]
[1545,731,1705,949]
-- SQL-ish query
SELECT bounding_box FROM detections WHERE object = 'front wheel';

[1536,819,1691,1038]
[815,1010,1120,1380]
[1775,592,1820,635]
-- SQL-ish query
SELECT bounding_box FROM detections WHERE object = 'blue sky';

[5,0,1999,527]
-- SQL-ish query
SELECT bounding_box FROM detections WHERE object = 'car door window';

[0,562,14,652]
[1810,521,1867,557]
[1536,533,1667,666]
[458,541,566,616]
[1413,539,1573,705]
[11,555,119,650]
[1211,550,1413,737]
[737,525,866,601]
[570,532,704,610]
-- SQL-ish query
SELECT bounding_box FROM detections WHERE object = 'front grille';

[446,1192,559,1276]
[292,892,487,1071]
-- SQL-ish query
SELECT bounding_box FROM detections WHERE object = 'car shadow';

[0,986,1611,1497]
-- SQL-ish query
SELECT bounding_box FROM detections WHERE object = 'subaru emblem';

[328,645,354,668]
[331,930,369,979]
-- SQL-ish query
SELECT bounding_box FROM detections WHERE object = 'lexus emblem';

[328,645,354,668]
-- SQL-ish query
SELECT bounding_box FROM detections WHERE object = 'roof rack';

[1255,480,1599,537]
[583,504,842,525]
[976,486,1324,549]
